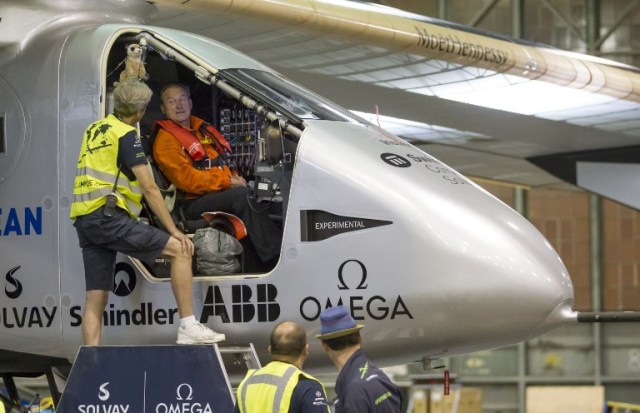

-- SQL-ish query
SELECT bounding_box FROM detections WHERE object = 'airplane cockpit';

[101,29,366,279]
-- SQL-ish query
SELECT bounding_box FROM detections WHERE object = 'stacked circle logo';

[381,153,411,168]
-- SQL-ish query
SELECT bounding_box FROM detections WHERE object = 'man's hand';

[230,175,247,188]
[171,229,195,255]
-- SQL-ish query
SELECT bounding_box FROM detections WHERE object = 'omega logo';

[299,259,413,321]
[176,383,193,401]
[337,259,368,290]
[155,383,213,413]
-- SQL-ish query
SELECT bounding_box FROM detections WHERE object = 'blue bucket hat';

[315,305,364,340]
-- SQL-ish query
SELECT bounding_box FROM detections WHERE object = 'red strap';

[201,123,232,154]
[156,120,206,161]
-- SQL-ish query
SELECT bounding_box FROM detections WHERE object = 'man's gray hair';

[113,79,152,117]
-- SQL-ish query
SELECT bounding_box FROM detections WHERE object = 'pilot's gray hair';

[160,83,190,101]
[113,79,153,117]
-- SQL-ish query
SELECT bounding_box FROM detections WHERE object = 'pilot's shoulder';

[153,127,183,152]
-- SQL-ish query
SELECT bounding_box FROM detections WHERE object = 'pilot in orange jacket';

[152,83,281,268]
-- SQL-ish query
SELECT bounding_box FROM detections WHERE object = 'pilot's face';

[161,86,193,127]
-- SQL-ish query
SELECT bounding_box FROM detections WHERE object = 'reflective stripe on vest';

[72,165,141,215]
[238,362,300,413]
[70,114,143,218]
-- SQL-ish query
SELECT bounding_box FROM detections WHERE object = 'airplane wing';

[148,0,640,204]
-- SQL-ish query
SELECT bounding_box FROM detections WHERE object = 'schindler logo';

[381,153,411,168]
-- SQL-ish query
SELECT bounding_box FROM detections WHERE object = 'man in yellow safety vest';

[70,79,225,346]
[236,321,330,413]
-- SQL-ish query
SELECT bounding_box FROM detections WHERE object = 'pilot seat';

[138,126,249,278]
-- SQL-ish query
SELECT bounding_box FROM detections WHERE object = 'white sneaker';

[177,322,226,344]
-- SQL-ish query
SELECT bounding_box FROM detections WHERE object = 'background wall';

[367,2,640,411]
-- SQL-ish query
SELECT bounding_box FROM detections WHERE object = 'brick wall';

[480,183,592,310]
[527,189,591,310]
[603,199,640,311]
[479,183,640,311]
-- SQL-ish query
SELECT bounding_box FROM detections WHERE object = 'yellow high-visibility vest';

[237,361,329,413]
[70,114,143,218]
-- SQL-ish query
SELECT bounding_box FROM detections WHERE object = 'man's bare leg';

[82,290,109,345]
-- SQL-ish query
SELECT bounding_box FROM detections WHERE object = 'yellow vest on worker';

[70,114,143,218]
[237,360,328,413]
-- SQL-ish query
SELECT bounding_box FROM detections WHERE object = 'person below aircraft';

[316,306,402,413]
[235,321,330,413]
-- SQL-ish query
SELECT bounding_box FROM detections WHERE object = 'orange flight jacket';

[153,116,233,200]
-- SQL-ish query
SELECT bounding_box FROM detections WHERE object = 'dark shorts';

[74,206,170,291]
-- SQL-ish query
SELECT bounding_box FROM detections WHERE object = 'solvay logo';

[98,382,110,401]
[78,382,130,413]
[5,265,23,299]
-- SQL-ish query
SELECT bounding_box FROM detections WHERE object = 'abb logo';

[200,284,280,324]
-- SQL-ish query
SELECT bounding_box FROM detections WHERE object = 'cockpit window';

[221,69,366,124]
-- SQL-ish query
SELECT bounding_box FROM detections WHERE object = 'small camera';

[103,193,118,217]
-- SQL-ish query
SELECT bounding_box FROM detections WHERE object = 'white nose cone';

[294,121,575,357]
[399,179,575,352]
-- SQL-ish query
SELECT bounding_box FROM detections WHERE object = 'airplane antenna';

[421,356,445,370]
[576,311,640,322]
[444,369,450,395]
[374,104,381,128]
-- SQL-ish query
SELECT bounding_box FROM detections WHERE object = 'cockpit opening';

[103,31,311,280]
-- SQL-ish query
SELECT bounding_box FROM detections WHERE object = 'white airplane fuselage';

[0,1,574,372]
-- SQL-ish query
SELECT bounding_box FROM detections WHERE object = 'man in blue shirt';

[316,306,402,413]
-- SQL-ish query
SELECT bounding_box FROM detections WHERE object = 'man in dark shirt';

[235,321,330,413]
[316,306,402,413]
